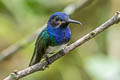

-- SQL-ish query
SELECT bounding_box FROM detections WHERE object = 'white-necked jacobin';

[29,12,81,66]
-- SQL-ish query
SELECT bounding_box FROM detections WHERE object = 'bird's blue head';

[48,12,82,28]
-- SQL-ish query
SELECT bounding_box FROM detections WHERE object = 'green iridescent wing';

[29,29,49,66]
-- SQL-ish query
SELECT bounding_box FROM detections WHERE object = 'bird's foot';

[59,49,64,55]
[44,55,51,68]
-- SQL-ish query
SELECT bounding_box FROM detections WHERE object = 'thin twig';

[3,11,120,80]
[0,0,93,61]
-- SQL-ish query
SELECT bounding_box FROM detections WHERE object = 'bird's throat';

[60,23,69,28]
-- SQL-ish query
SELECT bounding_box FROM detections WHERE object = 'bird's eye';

[55,16,59,21]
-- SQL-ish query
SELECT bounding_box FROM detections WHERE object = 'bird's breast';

[47,26,71,46]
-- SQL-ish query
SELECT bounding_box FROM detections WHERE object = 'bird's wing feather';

[29,29,49,66]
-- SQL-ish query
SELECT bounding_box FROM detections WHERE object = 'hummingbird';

[29,12,81,66]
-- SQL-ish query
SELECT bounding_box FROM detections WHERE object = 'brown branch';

[3,11,120,80]
[0,0,93,61]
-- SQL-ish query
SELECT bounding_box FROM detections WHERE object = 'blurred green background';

[0,0,120,80]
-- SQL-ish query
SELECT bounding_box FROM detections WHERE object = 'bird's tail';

[29,50,42,66]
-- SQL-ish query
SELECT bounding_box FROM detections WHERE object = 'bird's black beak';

[67,19,82,25]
